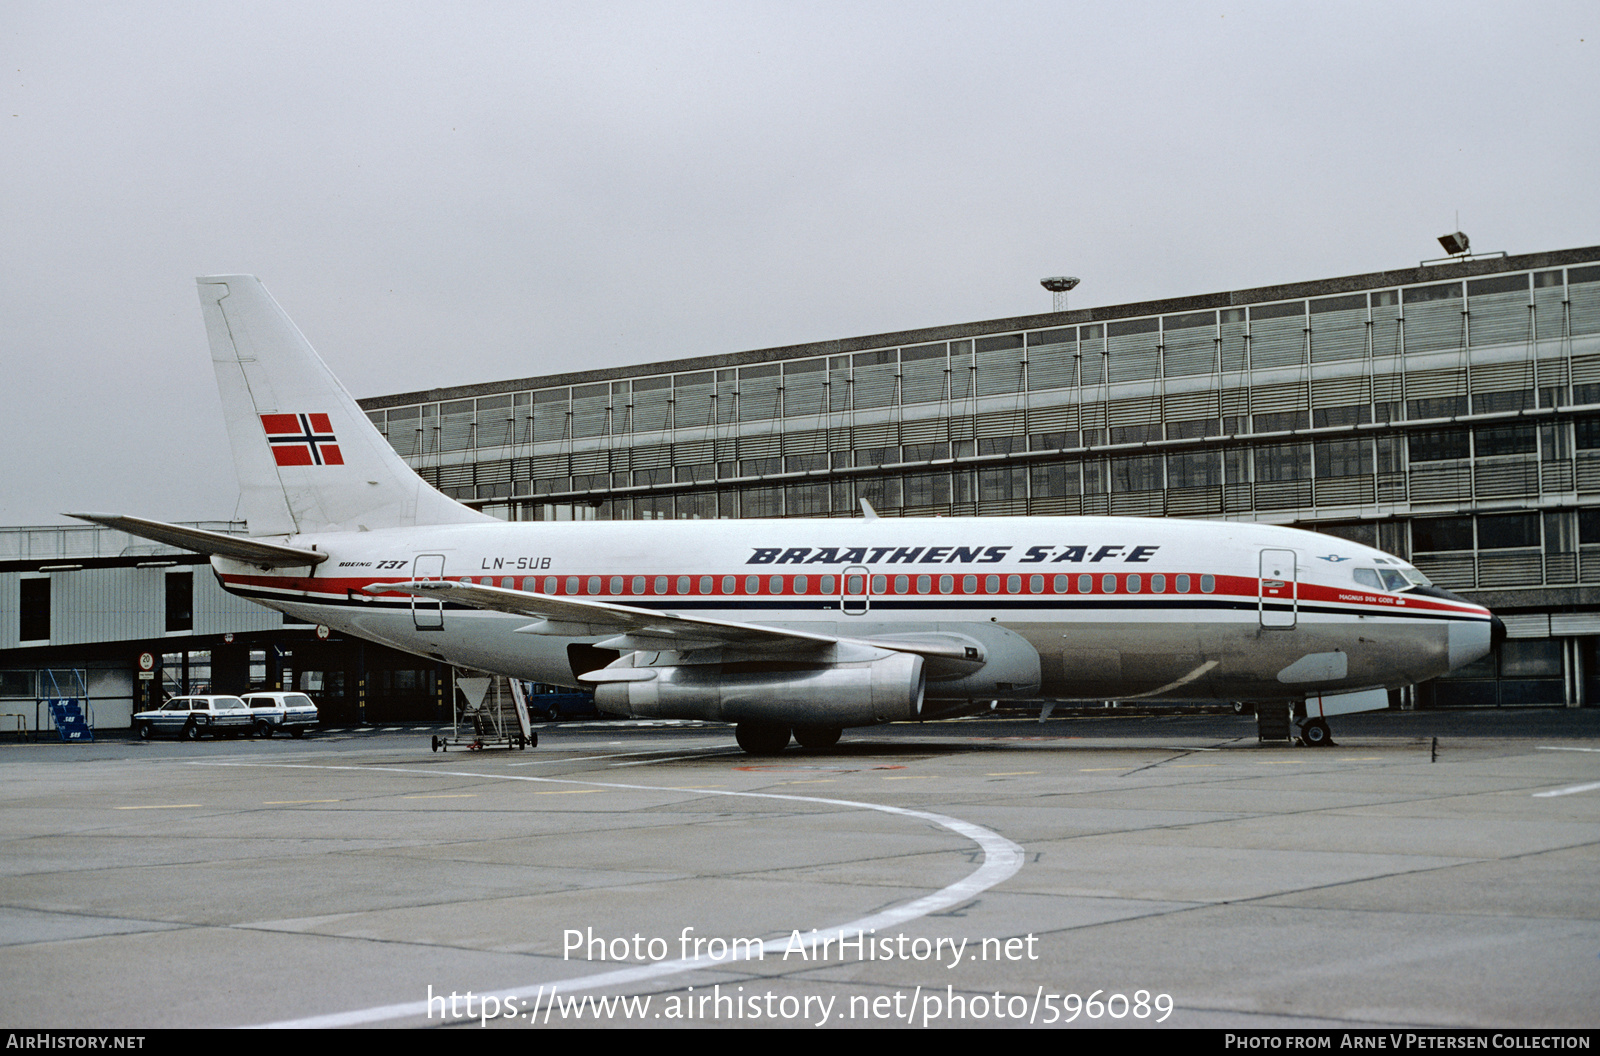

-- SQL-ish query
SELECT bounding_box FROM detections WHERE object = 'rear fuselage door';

[1259,549,1297,628]
[412,554,445,630]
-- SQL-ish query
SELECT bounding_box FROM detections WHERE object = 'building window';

[978,466,1026,501]
[1313,521,1379,547]
[1413,517,1474,553]
[1408,428,1471,462]
[1474,423,1536,457]
[1167,451,1221,488]
[1252,411,1308,433]
[1109,423,1160,444]
[1167,418,1218,439]
[165,572,194,633]
[1573,416,1600,449]
[1255,444,1311,481]
[1313,405,1371,428]
[1472,390,1533,414]
[1314,440,1372,478]
[1476,513,1539,550]
[20,579,49,641]
[1407,396,1467,420]
[1110,455,1162,492]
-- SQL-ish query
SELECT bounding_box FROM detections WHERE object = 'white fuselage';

[214,515,1494,708]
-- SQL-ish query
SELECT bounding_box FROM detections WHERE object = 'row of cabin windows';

[462,573,1218,597]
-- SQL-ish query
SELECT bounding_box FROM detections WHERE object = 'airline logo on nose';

[261,413,345,466]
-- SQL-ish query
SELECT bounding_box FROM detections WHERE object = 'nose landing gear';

[1298,718,1335,747]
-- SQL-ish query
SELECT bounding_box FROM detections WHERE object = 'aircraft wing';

[66,513,329,568]
[365,579,979,663]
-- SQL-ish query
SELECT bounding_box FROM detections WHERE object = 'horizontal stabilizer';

[65,513,328,568]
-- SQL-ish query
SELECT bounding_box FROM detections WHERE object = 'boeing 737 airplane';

[73,276,1503,753]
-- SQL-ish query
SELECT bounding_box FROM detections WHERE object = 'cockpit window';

[1354,565,1430,591]
[1399,564,1432,587]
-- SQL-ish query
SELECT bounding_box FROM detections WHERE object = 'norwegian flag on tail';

[261,413,344,466]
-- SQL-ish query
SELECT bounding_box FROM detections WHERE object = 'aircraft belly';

[1034,615,1452,702]
[1210,618,1448,700]
[272,596,1459,706]
[294,605,581,685]
[1033,620,1207,700]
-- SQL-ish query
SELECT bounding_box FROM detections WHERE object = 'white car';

[133,696,254,740]
[240,692,320,738]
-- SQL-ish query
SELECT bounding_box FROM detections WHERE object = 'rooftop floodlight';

[1437,231,1471,256]
[1041,276,1081,312]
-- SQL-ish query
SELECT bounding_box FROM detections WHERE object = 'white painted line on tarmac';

[1536,746,1600,752]
[1532,780,1600,798]
[608,754,726,767]
[508,745,731,767]
[194,760,1025,1029]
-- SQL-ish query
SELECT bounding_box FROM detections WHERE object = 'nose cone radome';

[1409,585,1498,672]
[1447,618,1494,671]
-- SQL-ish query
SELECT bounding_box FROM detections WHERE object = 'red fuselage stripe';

[215,570,1487,618]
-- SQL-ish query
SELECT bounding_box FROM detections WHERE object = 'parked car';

[240,692,320,738]
[133,696,254,740]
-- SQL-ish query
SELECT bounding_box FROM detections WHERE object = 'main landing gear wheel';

[1300,718,1334,747]
[735,722,792,755]
[793,726,842,750]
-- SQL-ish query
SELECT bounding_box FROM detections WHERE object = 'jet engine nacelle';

[589,649,926,726]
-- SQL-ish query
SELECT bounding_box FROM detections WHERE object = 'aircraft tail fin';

[196,276,491,536]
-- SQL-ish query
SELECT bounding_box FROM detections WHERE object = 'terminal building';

[359,244,1600,712]
[5,244,1599,730]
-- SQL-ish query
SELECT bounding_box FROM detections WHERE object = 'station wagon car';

[132,696,254,740]
[240,692,320,738]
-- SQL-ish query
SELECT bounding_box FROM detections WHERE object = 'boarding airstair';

[430,669,535,752]
[43,670,93,743]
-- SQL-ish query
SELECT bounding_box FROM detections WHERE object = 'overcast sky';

[4,1,1596,527]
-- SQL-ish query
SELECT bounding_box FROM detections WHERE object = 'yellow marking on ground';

[663,785,726,790]
[263,799,341,804]
[1255,761,1303,765]
[402,794,479,799]
[532,789,601,795]
[114,804,201,810]
[987,771,1039,776]
[883,775,937,780]
[1079,768,1124,772]
[1173,764,1218,768]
